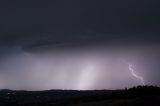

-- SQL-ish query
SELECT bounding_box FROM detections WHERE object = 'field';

[0,86,160,106]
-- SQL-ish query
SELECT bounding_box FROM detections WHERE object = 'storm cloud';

[0,0,159,90]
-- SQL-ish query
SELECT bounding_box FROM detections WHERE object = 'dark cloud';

[0,0,160,35]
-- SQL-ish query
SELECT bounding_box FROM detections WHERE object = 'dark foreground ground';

[0,86,160,106]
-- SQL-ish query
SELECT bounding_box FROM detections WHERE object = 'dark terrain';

[0,86,160,106]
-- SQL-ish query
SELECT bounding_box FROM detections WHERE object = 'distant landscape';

[0,86,160,106]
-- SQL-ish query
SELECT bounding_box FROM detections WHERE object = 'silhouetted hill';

[0,86,159,106]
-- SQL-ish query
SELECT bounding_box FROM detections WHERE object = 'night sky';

[0,0,160,90]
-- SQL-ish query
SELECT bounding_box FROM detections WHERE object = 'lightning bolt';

[121,59,145,86]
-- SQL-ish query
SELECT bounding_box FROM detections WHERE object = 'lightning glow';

[0,47,148,90]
